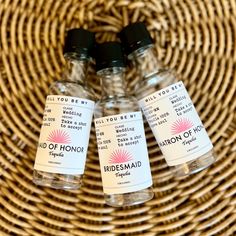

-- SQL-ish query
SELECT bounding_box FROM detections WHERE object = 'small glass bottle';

[119,22,215,176]
[33,28,95,189]
[94,42,153,207]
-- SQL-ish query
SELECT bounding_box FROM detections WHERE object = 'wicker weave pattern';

[0,0,235,235]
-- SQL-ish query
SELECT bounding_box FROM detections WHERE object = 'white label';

[139,81,213,166]
[34,95,94,174]
[94,111,152,194]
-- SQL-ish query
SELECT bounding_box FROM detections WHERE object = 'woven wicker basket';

[0,0,235,235]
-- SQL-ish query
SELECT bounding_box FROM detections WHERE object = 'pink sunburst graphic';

[47,130,71,144]
[109,149,133,164]
[171,118,194,135]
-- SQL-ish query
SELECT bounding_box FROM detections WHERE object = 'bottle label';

[94,111,152,194]
[138,81,213,166]
[34,95,94,174]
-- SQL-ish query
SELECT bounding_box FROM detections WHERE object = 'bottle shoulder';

[49,81,95,101]
[135,69,177,99]
[94,95,140,118]
[95,95,138,106]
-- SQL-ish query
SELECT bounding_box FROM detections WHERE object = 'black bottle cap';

[63,28,95,59]
[95,42,126,71]
[119,22,153,55]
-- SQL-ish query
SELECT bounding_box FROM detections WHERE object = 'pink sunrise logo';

[171,118,194,135]
[109,149,133,164]
[46,130,71,144]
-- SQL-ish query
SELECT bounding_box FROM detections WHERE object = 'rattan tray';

[0,0,235,235]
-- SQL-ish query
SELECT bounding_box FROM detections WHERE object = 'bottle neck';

[128,45,164,79]
[97,67,126,98]
[64,54,89,84]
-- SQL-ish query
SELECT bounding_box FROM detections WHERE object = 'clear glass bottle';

[33,28,95,189]
[94,42,153,207]
[119,22,215,176]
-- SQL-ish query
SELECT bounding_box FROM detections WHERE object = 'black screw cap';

[63,28,95,59]
[95,42,126,71]
[119,22,153,55]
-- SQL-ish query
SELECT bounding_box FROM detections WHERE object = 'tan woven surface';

[0,0,236,235]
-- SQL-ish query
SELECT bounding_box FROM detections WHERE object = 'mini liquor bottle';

[119,22,215,176]
[94,42,153,207]
[33,28,95,189]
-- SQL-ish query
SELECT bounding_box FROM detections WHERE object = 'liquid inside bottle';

[94,42,153,206]
[33,29,95,189]
[119,22,215,176]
